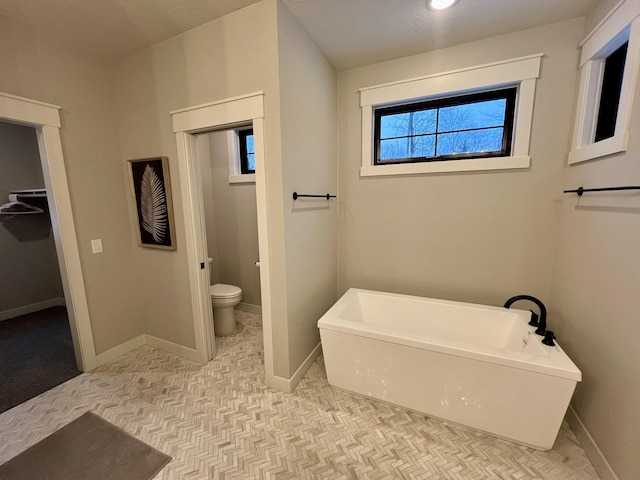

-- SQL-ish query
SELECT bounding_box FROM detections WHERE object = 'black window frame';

[238,128,255,174]
[373,87,517,166]
[594,41,628,143]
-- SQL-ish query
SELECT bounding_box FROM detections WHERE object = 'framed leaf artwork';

[127,157,176,250]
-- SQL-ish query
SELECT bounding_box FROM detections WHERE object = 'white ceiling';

[282,0,598,70]
[0,0,263,57]
[0,0,598,70]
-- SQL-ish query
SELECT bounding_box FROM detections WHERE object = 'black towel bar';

[563,186,640,196]
[292,192,336,200]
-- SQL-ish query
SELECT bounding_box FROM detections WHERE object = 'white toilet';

[208,258,242,336]
[210,284,242,336]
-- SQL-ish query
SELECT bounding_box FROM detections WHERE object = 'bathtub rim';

[318,288,582,382]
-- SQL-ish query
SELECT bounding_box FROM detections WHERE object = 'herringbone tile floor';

[0,311,600,479]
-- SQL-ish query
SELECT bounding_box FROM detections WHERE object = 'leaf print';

[140,164,168,243]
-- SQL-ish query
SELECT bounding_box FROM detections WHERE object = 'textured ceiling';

[281,0,599,70]
[0,0,598,69]
[0,0,263,57]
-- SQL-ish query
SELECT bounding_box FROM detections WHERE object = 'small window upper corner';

[568,3,640,164]
[228,126,256,184]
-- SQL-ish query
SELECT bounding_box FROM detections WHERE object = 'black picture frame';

[127,157,176,250]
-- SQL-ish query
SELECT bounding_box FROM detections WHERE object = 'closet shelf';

[11,188,47,198]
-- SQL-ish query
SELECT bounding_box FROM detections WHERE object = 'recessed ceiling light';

[428,0,458,10]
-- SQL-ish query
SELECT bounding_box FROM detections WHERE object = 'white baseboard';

[95,334,145,367]
[144,334,200,363]
[265,342,322,393]
[566,405,619,480]
[0,297,66,322]
[265,374,293,393]
[236,302,262,315]
[94,333,200,368]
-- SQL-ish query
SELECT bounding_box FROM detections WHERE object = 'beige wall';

[0,122,63,314]
[277,2,338,375]
[115,0,285,352]
[337,18,584,308]
[548,3,640,479]
[0,17,142,354]
[114,0,337,378]
[199,130,261,307]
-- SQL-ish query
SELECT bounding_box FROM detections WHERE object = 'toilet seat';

[210,283,242,298]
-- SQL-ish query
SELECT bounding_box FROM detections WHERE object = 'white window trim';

[568,0,640,165]
[227,127,256,184]
[359,54,542,177]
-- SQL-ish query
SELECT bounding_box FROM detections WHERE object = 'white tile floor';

[0,311,600,479]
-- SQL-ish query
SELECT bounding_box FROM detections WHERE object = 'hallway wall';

[114,0,283,352]
[0,16,143,354]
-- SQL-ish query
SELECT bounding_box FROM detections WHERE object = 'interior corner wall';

[548,3,640,479]
[0,17,143,354]
[336,17,584,309]
[115,0,286,355]
[0,122,63,314]
[276,1,338,377]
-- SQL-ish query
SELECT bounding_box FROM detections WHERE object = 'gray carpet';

[0,412,171,480]
[0,306,81,413]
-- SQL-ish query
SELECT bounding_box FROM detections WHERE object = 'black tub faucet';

[504,294,547,336]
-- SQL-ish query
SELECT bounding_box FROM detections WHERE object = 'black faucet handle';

[542,330,556,346]
[528,310,539,327]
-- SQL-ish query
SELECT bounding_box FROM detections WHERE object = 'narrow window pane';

[410,110,437,135]
[380,138,409,160]
[246,134,255,154]
[381,113,407,139]
[436,128,504,156]
[380,135,436,161]
[411,135,436,158]
[595,41,628,142]
[239,129,255,174]
[380,110,436,138]
[437,99,506,134]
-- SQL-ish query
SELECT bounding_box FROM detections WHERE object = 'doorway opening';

[171,92,276,385]
[0,92,97,379]
[195,128,262,341]
[0,121,82,412]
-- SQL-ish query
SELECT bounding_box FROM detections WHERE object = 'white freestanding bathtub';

[317,288,581,450]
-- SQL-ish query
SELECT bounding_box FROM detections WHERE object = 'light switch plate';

[91,239,103,254]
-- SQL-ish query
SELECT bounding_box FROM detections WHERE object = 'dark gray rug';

[0,306,81,413]
[0,412,171,480]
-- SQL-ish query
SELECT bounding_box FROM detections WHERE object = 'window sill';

[567,132,628,164]
[360,155,530,177]
[228,174,256,184]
